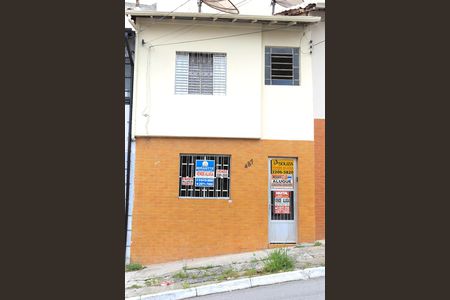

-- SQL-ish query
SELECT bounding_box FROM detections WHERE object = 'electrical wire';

[149,23,296,48]
[156,0,193,21]
[312,40,325,46]
[145,1,321,53]
[149,0,255,44]
[301,39,325,54]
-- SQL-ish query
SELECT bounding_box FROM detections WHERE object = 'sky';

[125,0,321,28]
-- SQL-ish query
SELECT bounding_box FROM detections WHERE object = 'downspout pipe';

[124,30,135,263]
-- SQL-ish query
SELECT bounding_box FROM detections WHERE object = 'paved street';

[196,277,325,300]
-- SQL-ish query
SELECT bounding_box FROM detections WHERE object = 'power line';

[150,23,296,48]
[301,39,325,54]
[149,0,255,44]
[156,0,192,21]
[312,40,325,46]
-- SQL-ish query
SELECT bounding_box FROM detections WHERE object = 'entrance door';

[268,158,297,243]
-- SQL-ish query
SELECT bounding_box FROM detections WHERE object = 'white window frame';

[175,52,227,96]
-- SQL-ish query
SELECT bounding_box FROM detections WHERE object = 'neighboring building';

[126,9,322,264]
[125,28,136,264]
[277,0,325,241]
[125,1,157,11]
[125,1,157,265]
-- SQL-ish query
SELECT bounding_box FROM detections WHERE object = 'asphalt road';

[196,277,325,300]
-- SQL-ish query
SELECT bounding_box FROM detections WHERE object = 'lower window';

[179,154,231,198]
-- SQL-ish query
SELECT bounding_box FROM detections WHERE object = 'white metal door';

[268,158,297,243]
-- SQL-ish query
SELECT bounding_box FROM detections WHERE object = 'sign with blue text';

[195,160,215,187]
[195,177,215,187]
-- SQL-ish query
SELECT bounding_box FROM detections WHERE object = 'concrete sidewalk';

[128,267,325,300]
[126,241,325,299]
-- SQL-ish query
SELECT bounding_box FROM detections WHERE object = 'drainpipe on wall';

[124,30,135,264]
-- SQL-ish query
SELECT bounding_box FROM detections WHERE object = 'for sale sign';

[271,174,294,189]
[195,160,215,187]
[274,191,291,214]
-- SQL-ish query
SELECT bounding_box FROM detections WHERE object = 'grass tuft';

[129,284,143,289]
[173,270,189,280]
[182,282,191,289]
[263,249,295,273]
[243,268,258,277]
[125,263,144,272]
[145,277,161,286]
[217,268,239,281]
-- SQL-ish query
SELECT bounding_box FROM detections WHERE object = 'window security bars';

[179,154,231,198]
[270,191,295,221]
[125,56,132,104]
[265,47,299,86]
[175,52,227,95]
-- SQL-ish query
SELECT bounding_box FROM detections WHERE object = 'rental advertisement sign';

[271,174,294,189]
[274,191,291,214]
[271,159,294,175]
[195,160,215,187]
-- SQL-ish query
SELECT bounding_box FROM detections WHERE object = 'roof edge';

[125,10,321,23]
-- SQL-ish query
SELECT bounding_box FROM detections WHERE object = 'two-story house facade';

[126,10,321,264]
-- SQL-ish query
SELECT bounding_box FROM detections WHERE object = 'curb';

[127,267,325,300]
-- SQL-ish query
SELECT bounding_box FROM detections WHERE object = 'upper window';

[175,52,227,95]
[125,56,132,104]
[265,47,299,86]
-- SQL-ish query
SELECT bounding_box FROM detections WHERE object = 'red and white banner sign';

[195,171,215,178]
[274,191,290,214]
[181,177,194,186]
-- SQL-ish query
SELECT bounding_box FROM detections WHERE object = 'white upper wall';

[261,29,314,141]
[132,18,315,141]
[311,20,325,119]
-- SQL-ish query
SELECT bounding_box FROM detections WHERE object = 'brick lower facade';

[131,137,317,264]
[314,119,325,240]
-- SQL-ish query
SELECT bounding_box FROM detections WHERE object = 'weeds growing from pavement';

[243,268,258,277]
[182,282,191,289]
[125,263,144,272]
[173,270,189,280]
[129,284,143,289]
[263,249,295,273]
[217,268,239,281]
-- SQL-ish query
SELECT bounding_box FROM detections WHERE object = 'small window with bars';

[175,52,227,95]
[265,47,299,86]
[179,154,231,199]
[125,55,133,104]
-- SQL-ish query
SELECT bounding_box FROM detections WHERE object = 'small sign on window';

[274,191,291,214]
[271,159,294,175]
[181,177,194,186]
[216,169,228,178]
[271,174,294,189]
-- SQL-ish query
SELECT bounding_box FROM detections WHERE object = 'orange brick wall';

[131,137,316,264]
[314,119,325,240]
